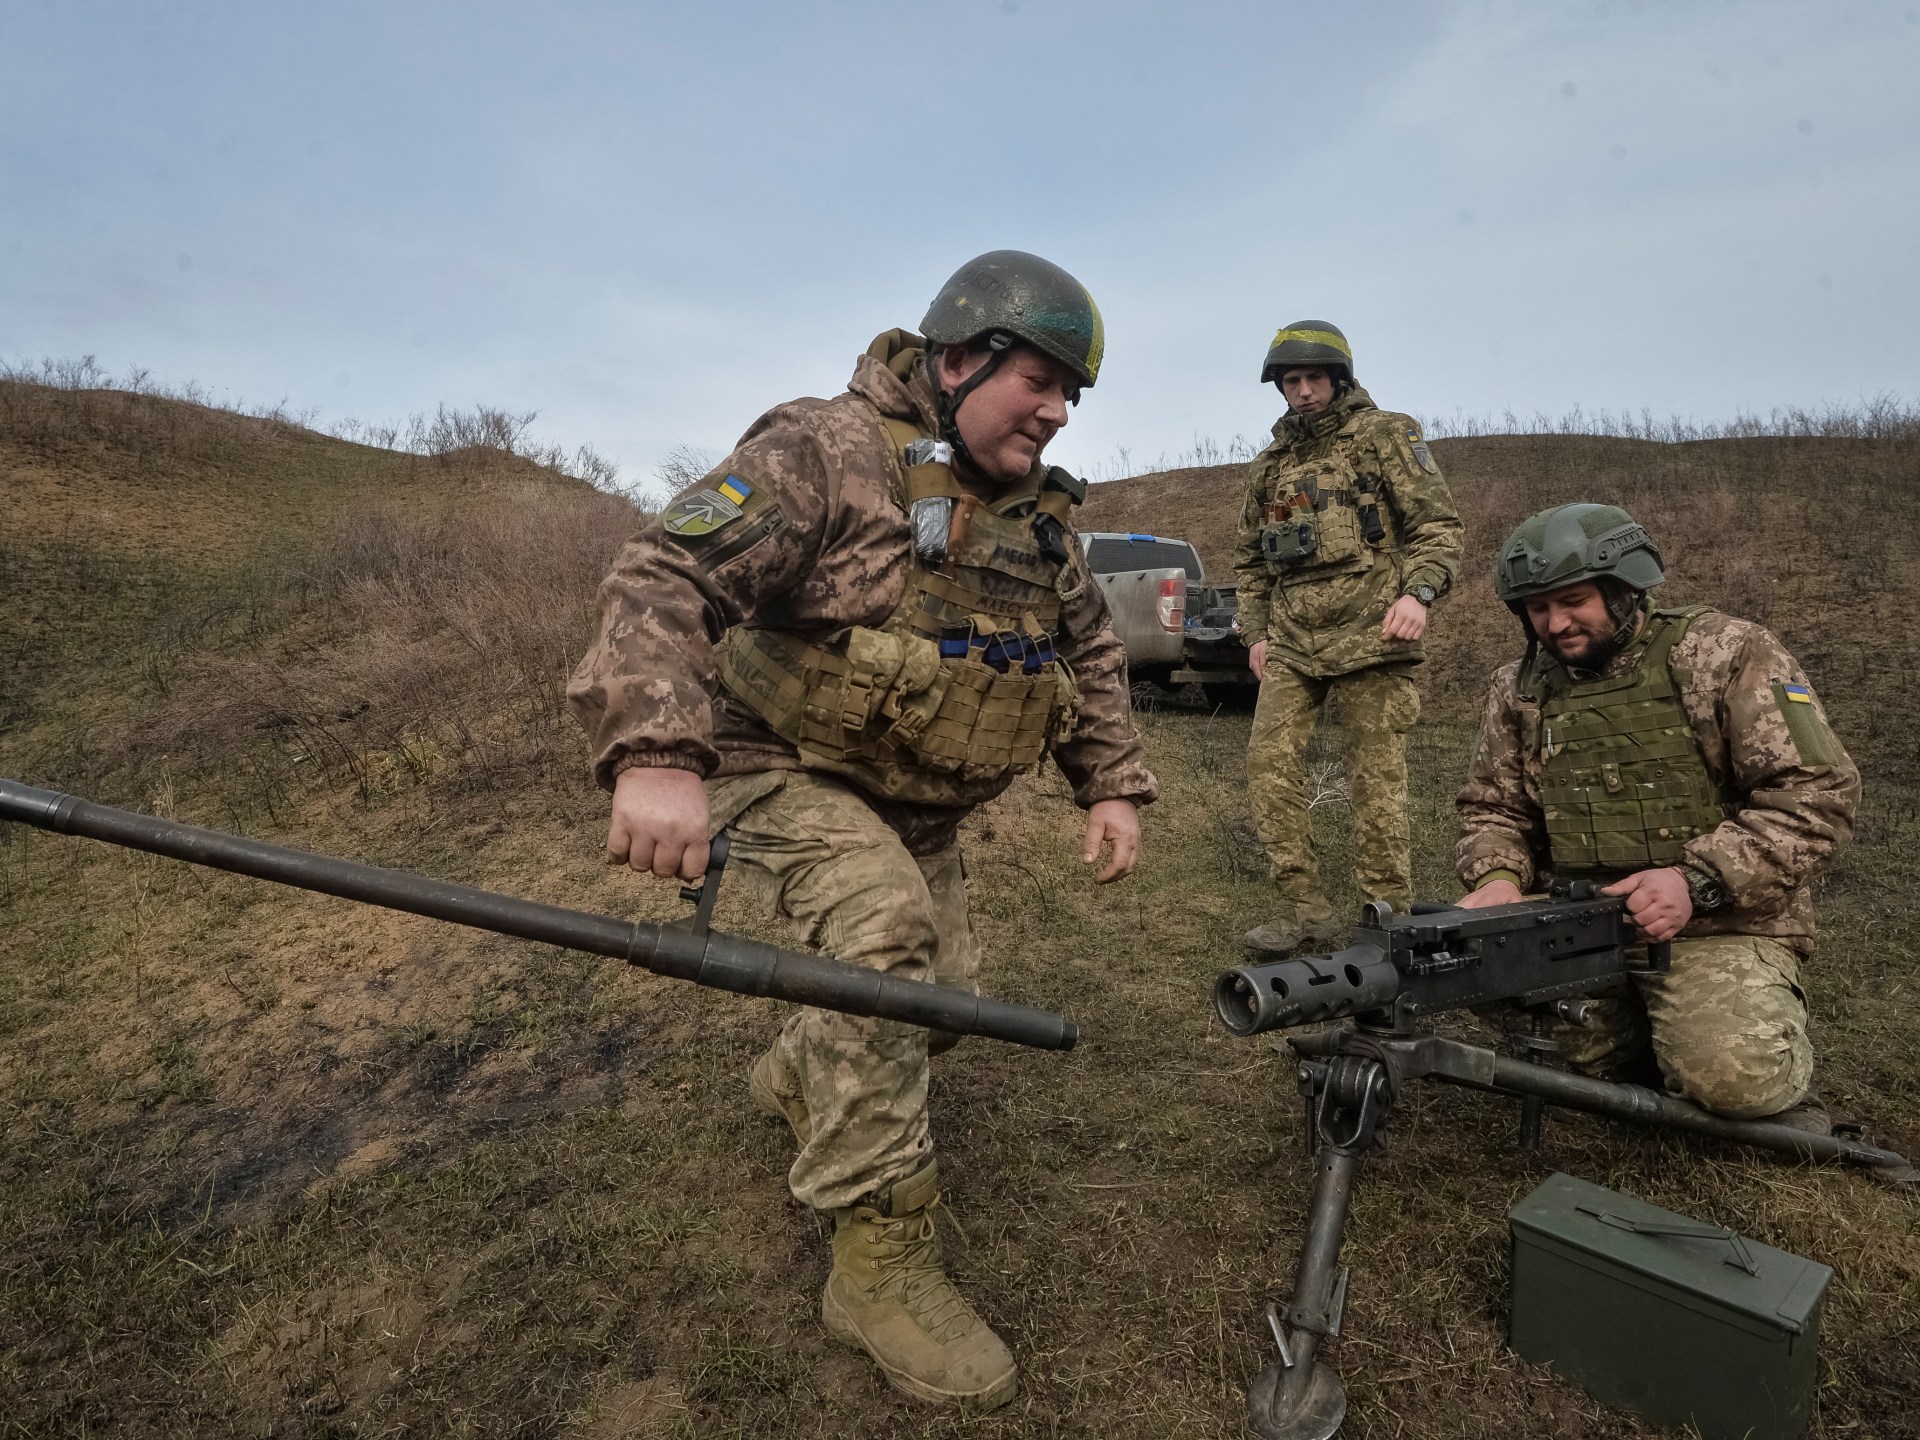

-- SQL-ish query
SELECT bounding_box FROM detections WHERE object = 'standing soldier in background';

[1234,322,1464,954]
[567,251,1158,1410]
[1456,504,1858,1126]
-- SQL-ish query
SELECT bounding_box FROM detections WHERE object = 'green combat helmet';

[921,249,1104,389]
[1494,503,1665,607]
[1261,320,1354,386]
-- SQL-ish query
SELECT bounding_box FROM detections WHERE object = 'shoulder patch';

[1770,677,1839,766]
[1411,439,1438,475]
[661,475,754,538]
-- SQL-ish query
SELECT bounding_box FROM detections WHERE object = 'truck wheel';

[1203,682,1256,711]
[1135,667,1180,693]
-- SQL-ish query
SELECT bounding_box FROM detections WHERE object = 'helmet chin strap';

[1515,583,1648,672]
[937,334,1014,475]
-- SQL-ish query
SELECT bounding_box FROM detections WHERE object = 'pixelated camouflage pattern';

[1516,934,1813,1120]
[566,328,1158,841]
[711,771,976,1211]
[1457,608,1860,949]
[1247,659,1420,913]
[1232,387,1464,678]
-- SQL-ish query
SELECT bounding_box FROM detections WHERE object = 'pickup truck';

[1080,532,1254,705]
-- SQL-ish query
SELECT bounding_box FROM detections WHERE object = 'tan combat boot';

[747,1038,812,1145]
[1242,898,1339,956]
[822,1162,1018,1410]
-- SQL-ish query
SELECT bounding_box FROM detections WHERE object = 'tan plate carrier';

[716,414,1080,806]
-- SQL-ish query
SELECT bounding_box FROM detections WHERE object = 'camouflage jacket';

[1231,388,1464,678]
[566,329,1159,849]
[1455,609,1861,950]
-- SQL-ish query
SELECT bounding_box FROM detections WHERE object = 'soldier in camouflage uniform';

[1234,322,1464,953]
[1456,504,1860,1124]
[567,251,1157,1409]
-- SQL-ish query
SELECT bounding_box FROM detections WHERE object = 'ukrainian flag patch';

[1782,682,1813,704]
[716,474,752,506]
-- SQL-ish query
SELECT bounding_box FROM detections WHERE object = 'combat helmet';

[1261,321,1354,386]
[1495,503,1665,607]
[922,249,1104,389]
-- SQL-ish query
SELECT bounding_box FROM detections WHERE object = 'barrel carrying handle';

[1574,1203,1759,1275]
[676,833,732,937]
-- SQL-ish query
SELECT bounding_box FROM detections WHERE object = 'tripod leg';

[1248,1144,1357,1439]
[1250,1052,1391,1440]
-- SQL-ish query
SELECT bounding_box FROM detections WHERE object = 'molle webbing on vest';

[1534,607,1730,876]
[713,413,1077,805]
[1255,420,1398,575]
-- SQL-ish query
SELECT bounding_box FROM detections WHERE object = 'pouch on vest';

[1261,512,1320,569]
[907,652,1073,778]
[1265,493,1367,577]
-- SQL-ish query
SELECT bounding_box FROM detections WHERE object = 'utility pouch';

[907,655,1063,777]
[1263,491,1366,575]
[1261,515,1319,570]
[1356,486,1387,544]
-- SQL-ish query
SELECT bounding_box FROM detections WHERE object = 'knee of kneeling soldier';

[1658,1041,1809,1120]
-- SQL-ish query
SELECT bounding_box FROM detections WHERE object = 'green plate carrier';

[1531,606,1731,876]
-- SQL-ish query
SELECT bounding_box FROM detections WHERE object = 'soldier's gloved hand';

[1381,595,1429,642]
[1247,640,1269,676]
[608,764,711,882]
[1082,798,1141,884]
[1457,877,1524,909]
[1602,867,1693,943]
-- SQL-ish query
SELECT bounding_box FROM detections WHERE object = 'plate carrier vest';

[714,411,1080,806]
[1525,606,1732,877]
[1255,411,1402,578]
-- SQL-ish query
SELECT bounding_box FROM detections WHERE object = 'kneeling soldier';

[568,251,1158,1407]
[1455,504,1860,1126]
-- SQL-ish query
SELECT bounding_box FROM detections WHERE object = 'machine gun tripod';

[1214,893,1917,1440]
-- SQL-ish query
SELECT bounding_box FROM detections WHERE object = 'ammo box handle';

[1574,1204,1760,1276]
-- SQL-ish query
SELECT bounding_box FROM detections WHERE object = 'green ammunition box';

[1508,1172,1830,1440]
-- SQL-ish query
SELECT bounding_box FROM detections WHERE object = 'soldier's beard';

[1541,588,1646,671]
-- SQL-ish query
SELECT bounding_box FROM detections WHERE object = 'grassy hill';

[2,384,1916,1438]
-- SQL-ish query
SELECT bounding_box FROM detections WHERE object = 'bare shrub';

[404,402,540,457]
[131,484,643,807]
[1418,396,1920,444]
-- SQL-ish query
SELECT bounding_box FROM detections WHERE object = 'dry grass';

[2,385,1917,1437]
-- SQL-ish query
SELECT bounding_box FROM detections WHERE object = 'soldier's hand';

[1602,867,1693,943]
[608,765,711,882]
[1381,595,1429,642]
[1082,798,1141,884]
[1457,877,1524,908]
[1247,640,1269,676]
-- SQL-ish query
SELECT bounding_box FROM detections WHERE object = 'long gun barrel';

[1215,888,1667,1036]
[0,779,1078,1051]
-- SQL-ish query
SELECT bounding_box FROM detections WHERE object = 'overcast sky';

[4,1,1915,487]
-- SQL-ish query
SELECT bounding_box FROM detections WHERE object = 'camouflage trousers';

[1247,660,1420,918]
[1533,934,1814,1120]
[707,771,978,1212]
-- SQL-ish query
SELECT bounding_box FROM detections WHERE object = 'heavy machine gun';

[1213,888,1916,1440]
[0,779,1078,1051]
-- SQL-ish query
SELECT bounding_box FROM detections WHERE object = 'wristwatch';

[1679,864,1727,913]
[1404,584,1437,606]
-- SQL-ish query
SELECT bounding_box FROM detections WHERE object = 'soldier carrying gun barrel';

[566,251,1158,1410]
